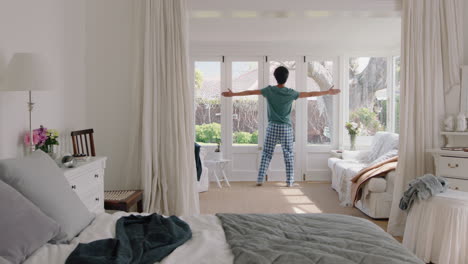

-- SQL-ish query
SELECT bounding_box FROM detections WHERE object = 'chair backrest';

[71,129,96,157]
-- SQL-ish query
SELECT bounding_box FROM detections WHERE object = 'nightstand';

[428,149,468,191]
[62,157,107,214]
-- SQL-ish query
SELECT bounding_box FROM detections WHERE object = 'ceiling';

[188,0,402,52]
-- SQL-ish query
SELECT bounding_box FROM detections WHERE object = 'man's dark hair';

[274,66,289,85]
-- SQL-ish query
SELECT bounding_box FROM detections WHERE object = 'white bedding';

[24,212,234,264]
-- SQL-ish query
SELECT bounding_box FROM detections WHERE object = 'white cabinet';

[429,150,468,191]
[62,157,106,214]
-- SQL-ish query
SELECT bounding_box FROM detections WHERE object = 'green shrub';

[233,132,252,144]
[350,107,383,135]
[250,131,258,144]
[196,123,221,143]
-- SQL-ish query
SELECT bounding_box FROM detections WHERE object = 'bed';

[1,152,422,264]
[23,212,423,264]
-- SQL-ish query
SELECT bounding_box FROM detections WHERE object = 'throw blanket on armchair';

[65,214,192,264]
[351,156,398,205]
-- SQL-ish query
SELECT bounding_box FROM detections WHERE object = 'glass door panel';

[306,61,334,145]
[194,61,222,145]
[232,61,259,145]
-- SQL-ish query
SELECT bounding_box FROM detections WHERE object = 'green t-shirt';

[261,85,300,126]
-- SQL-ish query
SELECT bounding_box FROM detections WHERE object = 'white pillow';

[342,150,361,161]
[0,151,94,243]
[361,132,399,164]
[0,180,60,264]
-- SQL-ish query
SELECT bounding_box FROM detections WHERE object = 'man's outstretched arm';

[298,86,341,98]
[222,89,262,97]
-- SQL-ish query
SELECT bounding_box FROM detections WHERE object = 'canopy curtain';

[388,0,464,236]
[124,0,199,216]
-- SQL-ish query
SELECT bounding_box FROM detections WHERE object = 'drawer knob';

[95,197,100,202]
[448,163,459,168]
[94,174,99,178]
[455,187,460,190]
[71,185,77,189]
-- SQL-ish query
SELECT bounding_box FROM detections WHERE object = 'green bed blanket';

[217,213,423,264]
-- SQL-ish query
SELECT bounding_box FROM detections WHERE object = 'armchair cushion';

[367,178,387,193]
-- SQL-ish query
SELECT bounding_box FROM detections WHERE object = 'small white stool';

[403,190,468,264]
[204,159,231,188]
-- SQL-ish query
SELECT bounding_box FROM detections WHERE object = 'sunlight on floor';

[280,188,323,213]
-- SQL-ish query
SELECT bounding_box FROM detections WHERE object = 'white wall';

[0,0,87,159]
[86,0,133,190]
[465,2,468,65]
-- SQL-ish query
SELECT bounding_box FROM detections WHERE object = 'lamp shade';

[3,53,51,92]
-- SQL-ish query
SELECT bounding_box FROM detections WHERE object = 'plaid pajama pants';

[257,122,294,185]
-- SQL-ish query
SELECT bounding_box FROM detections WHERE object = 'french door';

[192,56,340,182]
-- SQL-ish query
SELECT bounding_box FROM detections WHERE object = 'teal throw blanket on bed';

[66,214,192,264]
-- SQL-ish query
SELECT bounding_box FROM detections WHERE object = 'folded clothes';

[399,174,448,211]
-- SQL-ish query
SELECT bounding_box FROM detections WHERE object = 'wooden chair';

[70,129,144,213]
[71,129,96,157]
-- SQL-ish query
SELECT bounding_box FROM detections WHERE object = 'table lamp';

[0,53,51,153]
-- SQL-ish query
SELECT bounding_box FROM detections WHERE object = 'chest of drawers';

[429,150,468,191]
[62,157,107,214]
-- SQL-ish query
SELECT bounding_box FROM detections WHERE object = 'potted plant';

[212,138,222,160]
[345,122,360,151]
[24,125,60,158]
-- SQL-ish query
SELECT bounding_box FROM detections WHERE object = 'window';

[194,61,221,145]
[393,56,401,133]
[268,60,297,132]
[232,61,259,145]
[307,60,334,145]
[348,57,388,137]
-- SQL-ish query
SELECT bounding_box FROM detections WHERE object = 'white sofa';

[328,132,399,219]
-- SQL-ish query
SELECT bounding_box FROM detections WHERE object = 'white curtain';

[124,0,200,216]
[388,0,464,236]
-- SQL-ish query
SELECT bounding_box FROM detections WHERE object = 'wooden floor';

[200,181,401,241]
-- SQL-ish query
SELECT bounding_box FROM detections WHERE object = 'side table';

[204,159,231,188]
[403,190,468,264]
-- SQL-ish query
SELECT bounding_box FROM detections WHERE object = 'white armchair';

[328,132,399,219]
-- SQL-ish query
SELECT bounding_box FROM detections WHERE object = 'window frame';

[191,52,401,152]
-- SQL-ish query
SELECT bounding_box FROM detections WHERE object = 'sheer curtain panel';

[125,0,200,216]
[388,0,464,236]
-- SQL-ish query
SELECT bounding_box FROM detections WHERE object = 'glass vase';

[350,134,357,151]
[47,145,58,160]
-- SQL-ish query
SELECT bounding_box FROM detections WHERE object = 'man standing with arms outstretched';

[222,66,340,187]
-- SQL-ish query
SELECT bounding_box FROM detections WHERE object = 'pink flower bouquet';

[24,125,59,152]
